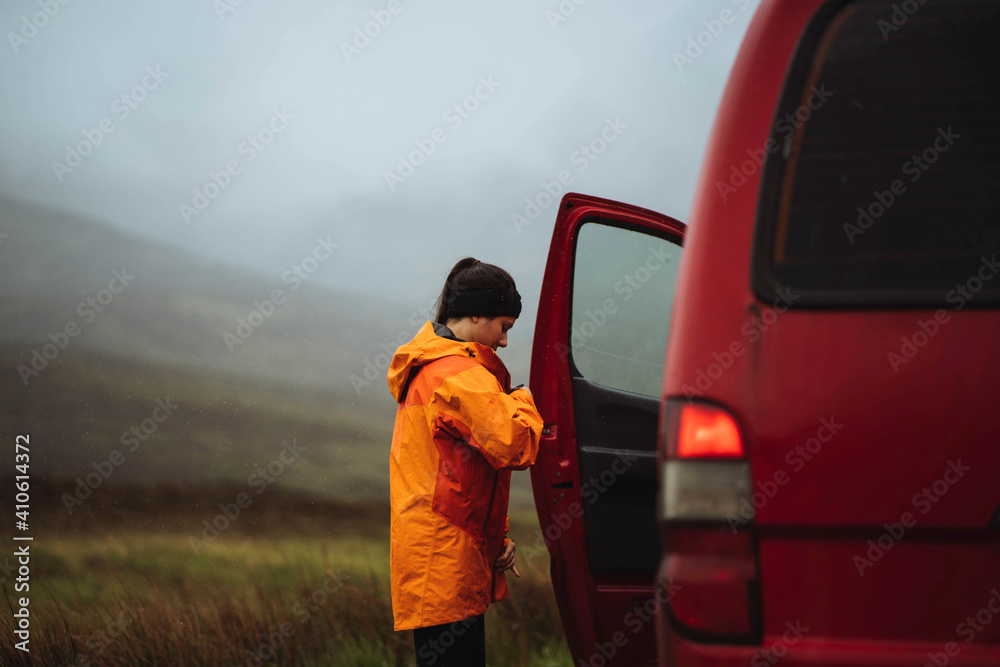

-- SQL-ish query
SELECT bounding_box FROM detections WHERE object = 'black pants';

[413,613,485,667]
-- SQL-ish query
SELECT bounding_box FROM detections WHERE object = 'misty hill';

[0,195,531,397]
[0,196,538,507]
[1,195,427,400]
[0,341,395,504]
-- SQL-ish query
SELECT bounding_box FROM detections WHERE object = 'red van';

[528,0,1000,665]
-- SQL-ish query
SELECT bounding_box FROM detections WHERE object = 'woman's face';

[467,316,516,350]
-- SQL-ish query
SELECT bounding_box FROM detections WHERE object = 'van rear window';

[754,0,1000,306]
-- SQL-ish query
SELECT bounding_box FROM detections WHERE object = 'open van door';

[529,192,685,666]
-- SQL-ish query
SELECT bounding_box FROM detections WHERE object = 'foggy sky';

[0,0,761,319]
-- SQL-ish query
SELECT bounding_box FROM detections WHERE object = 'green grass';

[2,533,572,666]
[1,483,572,666]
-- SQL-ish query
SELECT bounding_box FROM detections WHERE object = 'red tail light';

[663,526,759,639]
[659,399,761,643]
[673,402,744,458]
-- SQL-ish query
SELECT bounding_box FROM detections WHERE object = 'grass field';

[0,482,573,666]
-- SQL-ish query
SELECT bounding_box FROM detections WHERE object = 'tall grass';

[1,529,571,666]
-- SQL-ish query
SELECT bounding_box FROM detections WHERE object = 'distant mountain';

[0,195,424,402]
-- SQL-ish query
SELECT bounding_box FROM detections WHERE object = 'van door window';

[571,221,682,397]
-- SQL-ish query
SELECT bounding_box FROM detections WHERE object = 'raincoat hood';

[387,320,511,403]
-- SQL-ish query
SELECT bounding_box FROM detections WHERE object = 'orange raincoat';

[387,320,543,631]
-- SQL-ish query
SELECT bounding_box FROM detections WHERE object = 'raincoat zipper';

[483,469,500,598]
[482,469,499,544]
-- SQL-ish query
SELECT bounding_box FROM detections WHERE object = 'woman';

[387,257,544,667]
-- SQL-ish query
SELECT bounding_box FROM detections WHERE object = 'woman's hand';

[494,540,520,577]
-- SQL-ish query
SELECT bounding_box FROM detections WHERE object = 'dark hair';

[435,257,518,324]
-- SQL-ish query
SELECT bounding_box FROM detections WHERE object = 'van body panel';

[758,537,1000,642]
[658,631,1000,667]
[743,311,1000,529]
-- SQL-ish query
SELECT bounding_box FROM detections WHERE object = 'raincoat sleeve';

[430,365,543,471]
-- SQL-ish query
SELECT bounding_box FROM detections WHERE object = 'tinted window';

[755,0,1000,304]
[570,222,682,396]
